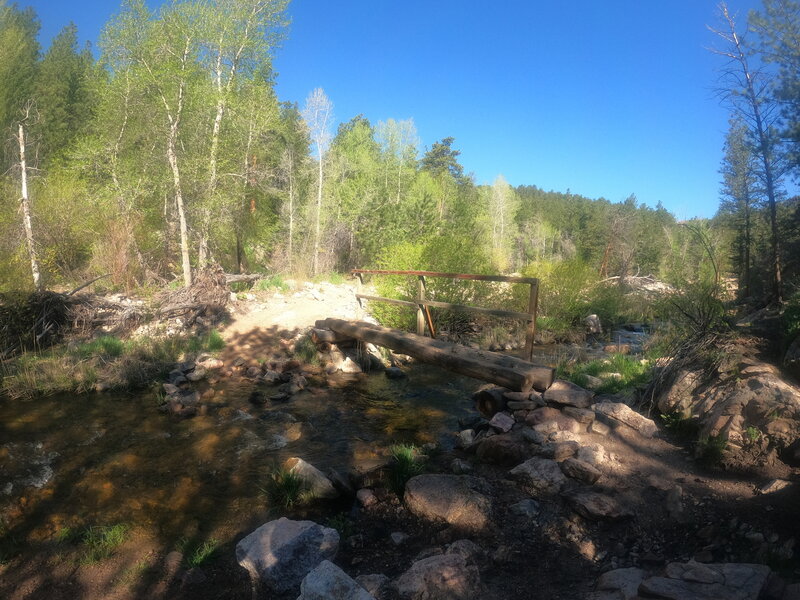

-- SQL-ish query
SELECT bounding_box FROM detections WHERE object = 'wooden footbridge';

[314,270,555,393]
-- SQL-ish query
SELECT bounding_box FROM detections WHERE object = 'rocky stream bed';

[1,284,800,599]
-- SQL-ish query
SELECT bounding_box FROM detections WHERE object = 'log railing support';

[352,269,538,360]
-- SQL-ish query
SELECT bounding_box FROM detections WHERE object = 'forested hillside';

[0,0,799,312]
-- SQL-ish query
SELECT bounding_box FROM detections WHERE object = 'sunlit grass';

[388,443,424,495]
[557,353,651,394]
[1,329,225,400]
[79,523,130,564]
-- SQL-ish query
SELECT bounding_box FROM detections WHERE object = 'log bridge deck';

[315,318,555,393]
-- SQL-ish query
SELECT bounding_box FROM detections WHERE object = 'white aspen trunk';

[167,122,192,287]
[288,150,295,270]
[313,154,323,276]
[18,122,42,291]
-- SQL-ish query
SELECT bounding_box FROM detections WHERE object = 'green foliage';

[1,331,223,400]
[558,353,651,394]
[325,514,355,538]
[745,426,761,442]
[697,434,728,466]
[80,524,130,564]
[388,443,424,495]
[660,411,701,439]
[262,466,309,509]
[183,538,220,568]
[370,238,493,331]
[782,291,800,339]
[74,336,125,359]
[254,275,290,292]
[187,329,225,353]
[294,334,320,366]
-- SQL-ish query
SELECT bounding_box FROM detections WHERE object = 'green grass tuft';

[185,538,220,568]
[254,275,290,292]
[294,335,320,366]
[558,353,651,394]
[73,336,125,359]
[262,467,309,509]
[80,524,130,564]
[388,444,424,495]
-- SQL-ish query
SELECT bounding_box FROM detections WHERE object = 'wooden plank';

[316,318,554,393]
[356,294,532,321]
[351,269,538,285]
[423,300,532,321]
[356,294,417,308]
[416,276,425,336]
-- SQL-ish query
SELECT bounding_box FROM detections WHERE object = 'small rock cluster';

[589,560,800,600]
[458,379,656,520]
[235,516,484,600]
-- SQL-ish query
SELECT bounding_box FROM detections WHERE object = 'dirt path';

[223,281,361,336]
[218,281,365,362]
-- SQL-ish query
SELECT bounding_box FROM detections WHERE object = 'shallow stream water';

[0,362,490,544]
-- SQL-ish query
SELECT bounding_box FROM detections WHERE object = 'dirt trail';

[221,281,362,339]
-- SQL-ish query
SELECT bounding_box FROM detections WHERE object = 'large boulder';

[394,554,480,600]
[404,474,491,531]
[638,561,771,600]
[235,518,339,593]
[560,457,602,484]
[785,335,800,380]
[297,560,376,600]
[593,401,658,438]
[563,489,633,520]
[543,379,595,409]
[285,457,339,500]
[657,368,704,415]
[656,356,800,459]
[509,457,566,496]
[475,433,530,466]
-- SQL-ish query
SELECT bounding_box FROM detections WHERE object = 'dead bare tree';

[302,87,334,277]
[709,2,786,303]
[13,103,42,291]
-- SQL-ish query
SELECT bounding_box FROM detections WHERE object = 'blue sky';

[26,0,765,219]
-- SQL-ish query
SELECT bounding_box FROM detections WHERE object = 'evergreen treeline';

[0,0,796,314]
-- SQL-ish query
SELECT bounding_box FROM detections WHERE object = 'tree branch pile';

[0,289,146,358]
[157,265,230,325]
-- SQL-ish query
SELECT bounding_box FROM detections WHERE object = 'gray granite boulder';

[404,474,491,531]
[394,554,480,600]
[509,457,566,495]
[297,560,375,600]
[235,517,339,593]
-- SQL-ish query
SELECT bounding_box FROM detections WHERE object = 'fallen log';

[316,318,554,393]
[311,327,355,345]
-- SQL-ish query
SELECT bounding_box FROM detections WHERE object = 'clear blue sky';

[27,0,765,219]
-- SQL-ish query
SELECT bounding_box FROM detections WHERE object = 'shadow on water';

[0,325,481,599]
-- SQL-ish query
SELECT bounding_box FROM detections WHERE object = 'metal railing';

[351,269,539,362]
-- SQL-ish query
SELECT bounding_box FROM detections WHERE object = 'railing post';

[524,280,539,361]
[355,272,364,320]
[416,275,426,336]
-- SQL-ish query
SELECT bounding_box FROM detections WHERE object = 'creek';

[0,362,485,545]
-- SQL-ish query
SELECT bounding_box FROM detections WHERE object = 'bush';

[782,291,800,340]
[370,238,495,331]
